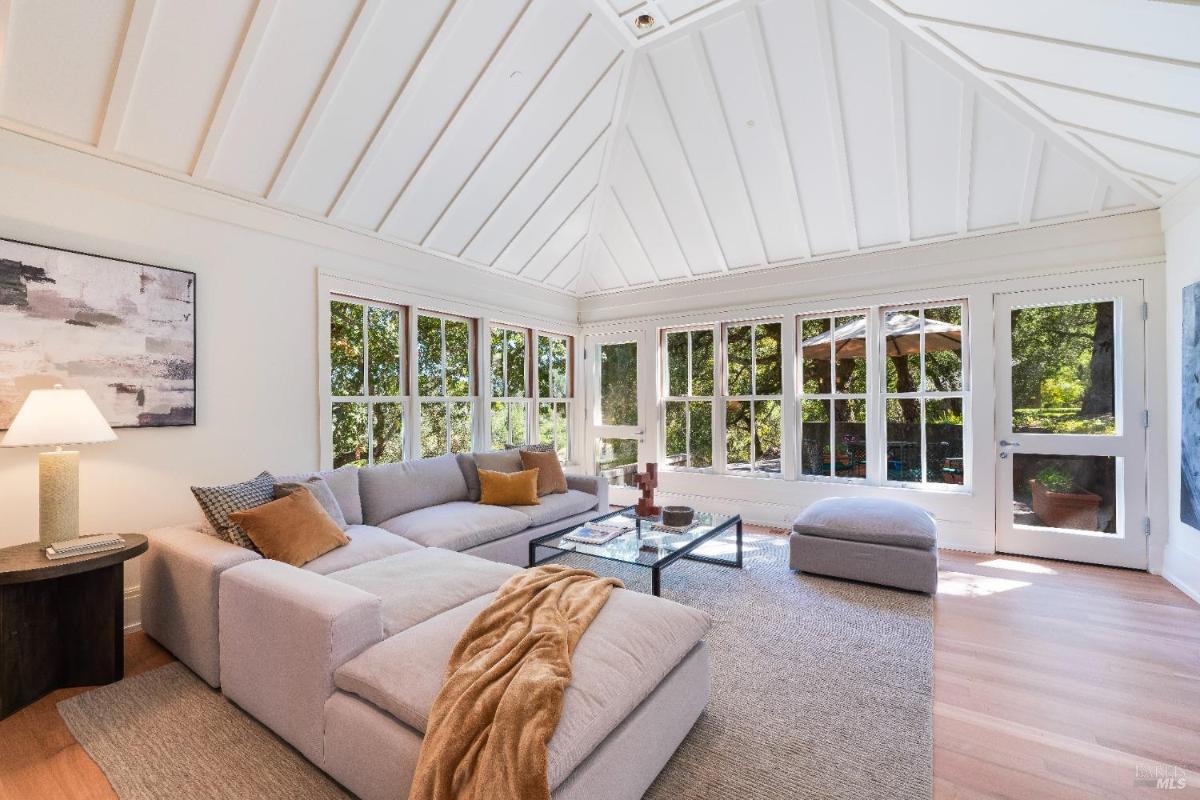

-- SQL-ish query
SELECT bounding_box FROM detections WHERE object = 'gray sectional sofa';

[141,452,609,687]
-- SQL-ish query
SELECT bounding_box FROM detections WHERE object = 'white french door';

[993,281,1147,569]
[586,331,645,490]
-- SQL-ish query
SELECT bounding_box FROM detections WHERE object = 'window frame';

[536,331,575,462]
[796,309,871,485]
[722,318,785,478]
[416,309,477,458]
[878,300,970,490]
[329,296,409,468]
[488,323,532,450]
[660,325,717,473]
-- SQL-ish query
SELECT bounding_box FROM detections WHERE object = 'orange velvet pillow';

[228,487,349,567]
[478,468,540,506]
[519,449,567,496]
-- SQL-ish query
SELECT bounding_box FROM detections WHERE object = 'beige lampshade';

[1,387,117,447]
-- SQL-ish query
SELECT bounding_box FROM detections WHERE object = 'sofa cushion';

[378,502,529,551]
[275,465,362,526]
[334,585,711,789]
[457,454,482,502]
[190,471,276,550]
[303,525,422,575]
[509,489,599,527]
[792,496,936,549]
[520,449,568,496]
[359,455,470,525]
[327,548,520,635]
[274,476,348,528]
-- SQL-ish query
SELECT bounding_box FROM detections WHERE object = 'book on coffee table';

[562,518,635,545]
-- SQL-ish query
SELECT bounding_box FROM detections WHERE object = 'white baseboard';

[124,586,142,633]
[1164,544,1200,606]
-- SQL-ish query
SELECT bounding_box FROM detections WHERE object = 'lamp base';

[39,450,79,547]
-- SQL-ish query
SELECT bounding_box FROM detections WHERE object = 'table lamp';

[1,386,117,546]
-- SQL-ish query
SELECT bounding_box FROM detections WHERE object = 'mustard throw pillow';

[228,487,350,567]
[520,449,568,496]
[478,468,540,506]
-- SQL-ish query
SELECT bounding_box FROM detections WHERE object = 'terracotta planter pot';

[1030,479,1101,531]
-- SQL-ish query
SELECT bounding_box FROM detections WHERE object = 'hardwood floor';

[0,542,1195,799]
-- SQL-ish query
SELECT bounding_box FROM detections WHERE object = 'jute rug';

[59,529,932,799]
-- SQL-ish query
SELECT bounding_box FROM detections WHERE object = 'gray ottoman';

[789,497,938,593]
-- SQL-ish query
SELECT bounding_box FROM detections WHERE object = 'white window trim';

[722,319,785,479]
[535,331,575,462]
[488,324,532,449]
[329,296,409,467]
[660,325,717,473]
[416,310,476,457]
[878,301,971,491]
[797,309,870,485]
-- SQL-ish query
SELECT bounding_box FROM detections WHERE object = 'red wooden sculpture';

[634,462,661,518]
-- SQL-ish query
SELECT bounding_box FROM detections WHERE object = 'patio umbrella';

[800,313,961,359]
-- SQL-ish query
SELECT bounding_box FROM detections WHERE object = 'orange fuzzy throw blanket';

[407,564,623,800]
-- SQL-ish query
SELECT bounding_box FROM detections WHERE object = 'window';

[663,328,714,469]
[537,333,573,461]
[798,312,868,480]
[724,321,782,475]
[329,298,406,468]
[417,312,474,457]
[884,303,965,485]
[490,326,529,449]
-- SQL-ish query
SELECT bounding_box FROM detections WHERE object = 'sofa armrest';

[140,525,260,687]
[219,560,383,765]
[566,474,609,512]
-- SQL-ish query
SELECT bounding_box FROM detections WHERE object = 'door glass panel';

[599,342,638,426]
[596,437,639,487]
[1012,454,1117,534]
[1010,301,1116,434]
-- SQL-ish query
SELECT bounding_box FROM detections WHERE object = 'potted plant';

[1030,466,1101,531]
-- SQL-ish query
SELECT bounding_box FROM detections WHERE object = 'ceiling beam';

[191,0,279,179]
[267,0,386,202]
[97,0,157,152]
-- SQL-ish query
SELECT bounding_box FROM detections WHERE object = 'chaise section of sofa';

[218,548,711,800]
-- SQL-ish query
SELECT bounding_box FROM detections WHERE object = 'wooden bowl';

[661,506,695,527]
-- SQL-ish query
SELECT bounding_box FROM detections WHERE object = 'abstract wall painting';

[0,238,195,429]
[1183,281,1200,531]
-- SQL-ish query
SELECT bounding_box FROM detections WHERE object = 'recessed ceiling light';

[634,13,656,30]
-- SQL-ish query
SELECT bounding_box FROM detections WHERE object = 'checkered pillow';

[191,471,276,551]
[520,443,558,455]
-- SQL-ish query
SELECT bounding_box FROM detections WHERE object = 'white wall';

[581,211,1170,564]
[0,131,578,624]
[1162,179,1200,604]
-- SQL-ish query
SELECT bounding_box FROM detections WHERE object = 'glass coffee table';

[529,506,743,596]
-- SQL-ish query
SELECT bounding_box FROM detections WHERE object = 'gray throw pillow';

[275,476,348,529]
[474,449,523,474]
[191,471,276,551]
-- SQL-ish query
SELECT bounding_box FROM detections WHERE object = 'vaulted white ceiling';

[0,0,1189,298]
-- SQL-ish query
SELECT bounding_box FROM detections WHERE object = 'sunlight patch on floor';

[938,571,1032,597]
[975,558,1058,575]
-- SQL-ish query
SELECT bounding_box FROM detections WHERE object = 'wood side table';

[0,534,147,719]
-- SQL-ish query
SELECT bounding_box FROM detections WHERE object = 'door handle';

[999,440,1020,448]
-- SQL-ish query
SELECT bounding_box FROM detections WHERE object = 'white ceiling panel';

[272,0,453,215]
[0,0,1171,298]
[1073,129,1200,185]
[0,0,130,143]
[203,0,360,196]
[968,96,1033,230]
[114,0,256,172]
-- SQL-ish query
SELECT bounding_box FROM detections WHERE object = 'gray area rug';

[59,530,931,800]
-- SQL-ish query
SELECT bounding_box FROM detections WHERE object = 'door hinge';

[1142,302,1149,321]
[1143,517,1151,537]
[1143,409,1151,429]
